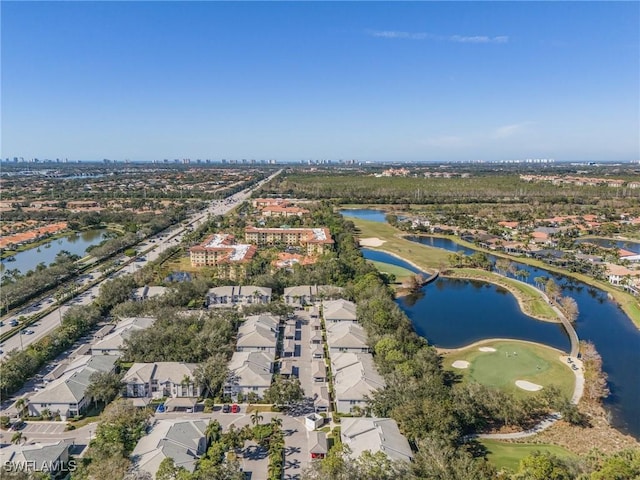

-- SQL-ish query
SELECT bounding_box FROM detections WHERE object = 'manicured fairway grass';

[480,439,576,472]
[444,340,574,400]
[368,260,414,283]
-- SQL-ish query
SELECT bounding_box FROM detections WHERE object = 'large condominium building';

[244,227,334,255]
[189,234,257,279]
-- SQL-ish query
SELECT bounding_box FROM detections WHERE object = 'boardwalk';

[552,303,580,357]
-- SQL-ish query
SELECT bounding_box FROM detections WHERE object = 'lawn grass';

[480,439,577,472]
[353,217,640,328]
[352,218,450,271]
[444,340,574,400]
[352,218,560,321]
[368,260,414,283]
[449,268,557,321]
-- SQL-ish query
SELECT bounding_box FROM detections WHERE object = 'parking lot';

[21,421,67,435]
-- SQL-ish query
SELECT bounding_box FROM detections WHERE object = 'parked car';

[231,404,240,414]
[222,404,231,413]
[9,420,26,431]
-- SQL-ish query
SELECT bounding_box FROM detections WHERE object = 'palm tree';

[11,432,26,445]
[14,398,27,419]
[250,410,264,427]
[270,416,283,430]
[205,420,222,446]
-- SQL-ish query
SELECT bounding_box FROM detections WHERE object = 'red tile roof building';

[245,227,334,255]
[189,234,256,279]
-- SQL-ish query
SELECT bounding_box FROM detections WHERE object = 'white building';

[325,322,370,353]
[236,314,280,353]
[122,362,200,401]
[225,351,275,397]
[130,418,209,478]
[322,299,357,323]
[207,285,272,307]
[283,285,344,306]
[331,352,385,414]
[28,355,118,419]
[0,440,71,476]
[91,317,156,356]
[341,417,413,463]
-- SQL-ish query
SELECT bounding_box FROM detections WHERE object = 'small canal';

[343,209,640,438]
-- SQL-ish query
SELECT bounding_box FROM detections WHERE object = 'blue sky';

[2,1,638,163]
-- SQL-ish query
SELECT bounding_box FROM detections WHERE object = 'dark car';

[231,404,240,414]
[222,404,231,413]
[9,420,26,431]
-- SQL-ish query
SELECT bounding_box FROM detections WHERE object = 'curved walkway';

[493,273,580,358]
[366,247,584,439]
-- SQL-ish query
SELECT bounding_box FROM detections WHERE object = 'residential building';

[260,205,310,217]
[605,264,640,286]
[189,234,256,279]
[91,317,156,356]
[236,314,280,353]
[122,362,200,400]
[331,352,385,414]
[132,286,167,302]
[322,299,357,323]
[207,285,272,307]
[341,417,413,463]
[28,355,118,419]
[245,227,334,255]
[325,322,370,353]
[283,285,344,306]
[225,350,275,397]
[0,440,71,476]
[252,198,291,208]
[130,418,209,478]
[308,431,328,460]
[272,252,317,270]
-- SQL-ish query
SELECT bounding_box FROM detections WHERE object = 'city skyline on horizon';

[2,1,639,163]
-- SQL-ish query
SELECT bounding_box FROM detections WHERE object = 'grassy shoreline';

[350,217,640,329]
[353,218,561,323]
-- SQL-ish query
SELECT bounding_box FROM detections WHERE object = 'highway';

[0,171,279,360]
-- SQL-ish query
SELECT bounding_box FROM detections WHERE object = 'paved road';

[3,407,309,475]
[0,171,279,360]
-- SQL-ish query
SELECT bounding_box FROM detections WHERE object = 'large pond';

[341,209,389,223]
[1,229,107,275]
[363,249,570,351]
[575,237,640,254]
[347,209,640,438]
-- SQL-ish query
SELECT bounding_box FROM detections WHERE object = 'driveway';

[157,409,310,478]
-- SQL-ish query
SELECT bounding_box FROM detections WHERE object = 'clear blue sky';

[2,1,638,163]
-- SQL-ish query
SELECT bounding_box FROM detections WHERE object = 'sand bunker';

[478,347,497,352]
[452,360,470,369]
[359,237,386,247]
[516,380,543,391]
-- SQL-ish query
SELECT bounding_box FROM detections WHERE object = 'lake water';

[341,209,389,223]
[347,209,640,438]
[576,238,640,254]
[363,249,570,351]
[1,229,107,275]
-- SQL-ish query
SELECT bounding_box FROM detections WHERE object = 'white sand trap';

[479,347,497,352]
[359,237,386,247]
[516,380,543,391]
[452,360,470,369]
